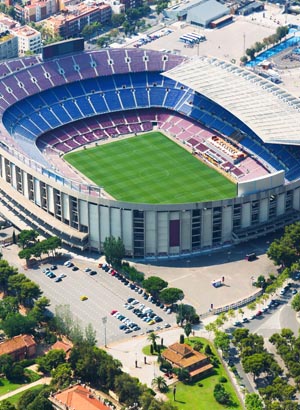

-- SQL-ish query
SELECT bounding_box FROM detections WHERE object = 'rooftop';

[162,342,212,369]
[164,56,300,145]
[0,334,36,356]
[51,384,112,410]
[12,25,40,37]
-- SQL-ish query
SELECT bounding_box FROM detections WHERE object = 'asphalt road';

[227,286,300,394]
[21,259,175,346]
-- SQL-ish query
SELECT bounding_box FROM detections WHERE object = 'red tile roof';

[0,334,36,356]
[53,385,111,410]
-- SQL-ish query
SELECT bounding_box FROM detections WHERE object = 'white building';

[12,25,41,56]
[0,32,18,60]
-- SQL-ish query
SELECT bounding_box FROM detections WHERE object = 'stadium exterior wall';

[1,146,300,259]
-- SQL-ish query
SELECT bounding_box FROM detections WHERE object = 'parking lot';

[5,251,175,346]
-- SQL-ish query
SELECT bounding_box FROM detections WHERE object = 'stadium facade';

[0,49,300,259]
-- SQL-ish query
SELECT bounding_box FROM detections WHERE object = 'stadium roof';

[164,56,300,145]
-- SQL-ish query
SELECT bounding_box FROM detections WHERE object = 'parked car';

[84,268,91,273]
[80,295,88,301]
[89,270,97,275]
[51,265,57,270]
[256,310,263,317]
[72,266,79,271]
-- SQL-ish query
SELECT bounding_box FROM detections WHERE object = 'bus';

[179,35,194,44]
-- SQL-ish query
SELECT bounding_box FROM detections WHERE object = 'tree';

[18,230,38,249]
[291,293,300,312]
[143,276,168,298]
[18,248,33,265]
[54,305,74,336]
[245,393,264,410]
[17,388,43,410]
[174,367,190,382]
[7,363,24,383]
[0,260,18,293]
[184,323,192,339]
[114,373,142,406]
[0,401,16,410]
[242,353,268,380]
[267,238,297,268]
[81,22,101,39]
[214,383,231,405]
[2,313,36,338]
[0,354,13,377]
[159,288,184,305]
[30,296,51,322]
[176,304,197,326]
[0,296,18,320]
[152,375,168,392]
[37,349,66,374]
[103,236,125,268]
[45,236,61,256]
[27,396,52,410]
[111,13,126,27]
[245,47,255,60]
[69,320,84,345]
[214,331,230,358]
[8,274,41,307]
[51,363,72,389]
[84,323,97,346]
[147,332,160,351]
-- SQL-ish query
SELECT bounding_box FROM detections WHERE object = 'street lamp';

[102,316,107,348]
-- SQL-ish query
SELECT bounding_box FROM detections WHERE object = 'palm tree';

[152,375,168,392]
[147,332,160,352]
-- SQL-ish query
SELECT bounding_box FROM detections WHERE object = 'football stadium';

[1,48,300,259]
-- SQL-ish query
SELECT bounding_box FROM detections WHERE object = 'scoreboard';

[43,38,84,60]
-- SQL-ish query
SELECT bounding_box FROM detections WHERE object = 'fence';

[200,289,263,319]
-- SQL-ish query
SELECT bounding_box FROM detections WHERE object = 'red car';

[256,310,262,317]
[111,309,118,315]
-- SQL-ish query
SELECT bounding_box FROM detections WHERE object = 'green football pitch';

[64,132,236,204]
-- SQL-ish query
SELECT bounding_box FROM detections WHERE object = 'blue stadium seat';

[89,94,108,114]
[29,112,50,132]
[134,88,149,108]
[67,82,86,98]
[39,107,62,128]
[119,89,136,109]
[104,91,122,111]
[63,100,82,120]
[114,73,132,89]
[149,87,165,106]
[76,96,95,116]
[50,104,72,123]
[97,76,115,92]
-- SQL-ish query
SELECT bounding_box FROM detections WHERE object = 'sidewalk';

[0,377,51,401]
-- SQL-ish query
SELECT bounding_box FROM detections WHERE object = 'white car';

[64,260,72,267]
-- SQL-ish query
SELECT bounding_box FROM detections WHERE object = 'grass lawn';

[166,337,242,410]
[0,370,41,397]
[6,385,44,406]
[0,378,25,396]
[142,344,166,356]
[64,132,236,204]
